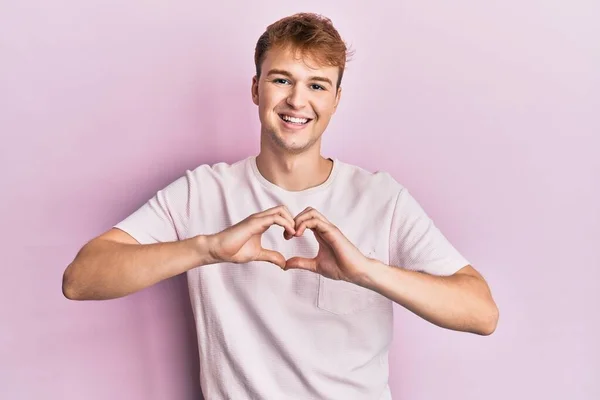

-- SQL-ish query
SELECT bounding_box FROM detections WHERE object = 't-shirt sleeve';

[389,187,469,276]
[113,172,193,245]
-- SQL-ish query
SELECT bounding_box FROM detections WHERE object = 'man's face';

[252,46,342,154]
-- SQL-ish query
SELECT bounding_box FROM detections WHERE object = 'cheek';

[257,93,271,114]
[260,91,283,112]
[313,102,335,121]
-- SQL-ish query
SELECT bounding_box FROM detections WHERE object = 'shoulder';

[185,157,250,185]
[335,159,404,199]
[155,158,250,199]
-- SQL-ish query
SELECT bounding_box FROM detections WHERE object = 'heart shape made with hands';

[214,205,370,282]
[258,206,368,282]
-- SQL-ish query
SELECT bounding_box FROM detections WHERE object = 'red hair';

[254,13,353,88]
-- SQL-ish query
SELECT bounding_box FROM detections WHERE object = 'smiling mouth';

[278,114,313,125]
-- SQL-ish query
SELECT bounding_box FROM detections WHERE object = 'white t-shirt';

[115,156,469,400]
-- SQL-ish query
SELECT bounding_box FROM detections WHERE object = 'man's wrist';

[190,234,220,266]
[351,258,391,291]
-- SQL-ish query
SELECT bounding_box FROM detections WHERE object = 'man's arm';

[284,207,499,336]
[62,228,215,300]
[62,205,297,301]
[356,262,499,335]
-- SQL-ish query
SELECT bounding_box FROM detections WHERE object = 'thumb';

[285,257,317,273]
[256,248,286,269]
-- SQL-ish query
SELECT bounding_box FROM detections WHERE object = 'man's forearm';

[62,235,215,301]
[357,260,499,335]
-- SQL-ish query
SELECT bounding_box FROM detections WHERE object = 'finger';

[269,207,297,237]
[257,206,296,232]
[284,256,317,273]
[257,205,295,222]
[293,206,314,220]
[255,205,286,216]
[256,248,286,269]
[295,216,335,239]
[294,208,329,226]
[266,214,296,236]
[247,214,295,237]
[295,211,331,236]
[277,210,297,235]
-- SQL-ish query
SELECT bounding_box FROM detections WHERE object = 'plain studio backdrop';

[1,1,598,399]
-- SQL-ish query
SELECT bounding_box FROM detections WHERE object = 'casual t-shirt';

[114,156,469,400]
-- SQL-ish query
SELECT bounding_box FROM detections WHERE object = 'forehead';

[262,45,338,81]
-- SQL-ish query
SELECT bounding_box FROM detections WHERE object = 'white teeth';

[281,115,309,124]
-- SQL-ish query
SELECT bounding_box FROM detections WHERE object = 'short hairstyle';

[254,13,353,88]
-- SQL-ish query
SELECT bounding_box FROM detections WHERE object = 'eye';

[273,78,291,85]
[311,84,325,91]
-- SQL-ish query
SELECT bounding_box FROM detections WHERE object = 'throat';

[255,155,333,192]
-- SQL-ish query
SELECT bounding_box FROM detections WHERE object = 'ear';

[251,75,259,106]
[332,86,342,114]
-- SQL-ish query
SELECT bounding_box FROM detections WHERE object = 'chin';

[268,131,314,154]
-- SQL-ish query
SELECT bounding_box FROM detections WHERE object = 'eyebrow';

[266,69,333,86]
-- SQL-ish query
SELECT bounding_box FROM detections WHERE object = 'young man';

[63,13,498,399]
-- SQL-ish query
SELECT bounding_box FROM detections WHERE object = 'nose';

[286,85,308,109]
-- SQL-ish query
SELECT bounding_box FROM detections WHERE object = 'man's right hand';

[62,205,297,300]
[205,205,297,269]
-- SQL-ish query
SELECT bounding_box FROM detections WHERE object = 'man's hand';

[207,205,370,281]
[284,207,371,283]
[207,205,297,269]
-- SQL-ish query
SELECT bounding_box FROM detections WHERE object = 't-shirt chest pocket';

[316,241,388,315]
[262,225,388,316]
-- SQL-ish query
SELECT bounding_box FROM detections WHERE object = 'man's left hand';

[284,207,371,283]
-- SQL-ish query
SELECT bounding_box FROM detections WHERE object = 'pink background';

[1,1,598,399]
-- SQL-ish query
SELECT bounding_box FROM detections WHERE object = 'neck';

[255,145,333,192]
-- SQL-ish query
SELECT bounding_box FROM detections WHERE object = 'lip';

[278,112,314,119]
[278,113,313,131]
